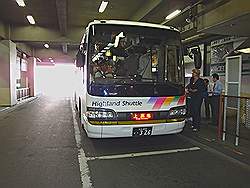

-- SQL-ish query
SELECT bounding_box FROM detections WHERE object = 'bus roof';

[81,20,179,45]
[87,20,179,32]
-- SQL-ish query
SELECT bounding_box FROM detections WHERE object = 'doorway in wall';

[36,63,75,98]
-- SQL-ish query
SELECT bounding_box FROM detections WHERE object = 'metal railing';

[218,95,250,146]
[16,87,30,101]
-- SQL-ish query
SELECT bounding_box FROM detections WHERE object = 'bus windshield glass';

[87,24,184,97]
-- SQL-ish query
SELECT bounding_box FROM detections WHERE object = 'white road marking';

[71,100,93,188]
[87,147,200,161]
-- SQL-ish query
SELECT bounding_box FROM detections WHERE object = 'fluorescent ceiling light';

[49,57,53,60]
[26,15,36,25]
[237,48,250,53]
[165,9,181,20]
[99,1,108,13]
[36,58,42,62]
[50,59,54,63]
[16,0,26,7]
[44,43,50,48]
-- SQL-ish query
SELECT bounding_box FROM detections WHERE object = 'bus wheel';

[74,93,78,110]
[78,98,81,121]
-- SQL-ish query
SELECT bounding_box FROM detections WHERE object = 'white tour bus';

[75,20,186,138]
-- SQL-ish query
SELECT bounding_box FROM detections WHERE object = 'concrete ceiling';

[0,0,249,63]
[0,0,197,40]
[0,0,198,63]
[0,0,197,27]
[200,13,250,37]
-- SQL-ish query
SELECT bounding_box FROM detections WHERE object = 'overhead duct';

[56,0,67,35]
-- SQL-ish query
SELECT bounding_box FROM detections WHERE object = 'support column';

[27,57,37,97]
[0,40,17,106]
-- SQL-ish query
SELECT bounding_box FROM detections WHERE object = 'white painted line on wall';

[87,147,200,161]
[71,100,93,188]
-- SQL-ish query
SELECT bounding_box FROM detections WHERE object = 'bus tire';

[78,98,81,121]
[74,93,78,110]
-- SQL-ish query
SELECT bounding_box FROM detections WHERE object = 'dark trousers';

[186,96,192,118]
[204,97,211,119]
[211,95,220,126]
[190,97,203,129]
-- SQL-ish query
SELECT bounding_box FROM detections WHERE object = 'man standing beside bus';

[186,69,206,132]
[211,73,223,126]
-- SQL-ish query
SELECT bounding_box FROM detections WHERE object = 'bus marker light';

[131,113,153,121]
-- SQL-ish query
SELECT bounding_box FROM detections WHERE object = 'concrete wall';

[9,41,17,105]
[0,41,10,105]
[0,40,17,106]
[0,21,7,39]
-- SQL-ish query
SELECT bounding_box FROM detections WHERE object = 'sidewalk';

[0,106,10,112]
[0,97,38,115]
[183,119,250,167]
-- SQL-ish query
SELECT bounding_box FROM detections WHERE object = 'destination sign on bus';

[131,113,153,121]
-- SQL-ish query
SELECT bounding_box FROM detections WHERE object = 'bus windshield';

[87,24,184,97]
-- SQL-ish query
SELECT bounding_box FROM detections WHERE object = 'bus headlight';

[169,106,186,117]
[86,108,116,120]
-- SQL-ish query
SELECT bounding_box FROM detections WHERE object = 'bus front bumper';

[83,118,185,138]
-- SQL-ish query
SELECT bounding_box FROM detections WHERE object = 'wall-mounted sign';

[210,36,248,75]
[21,59,27,71]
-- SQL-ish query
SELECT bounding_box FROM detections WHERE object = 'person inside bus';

[104,64,115,78]
[186,68,206,132]
[210,73,223,126]
[137,51,151,78]
[92,64,104,78]
[137,46,156,80]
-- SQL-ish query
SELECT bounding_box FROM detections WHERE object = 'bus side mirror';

[76,51,85,67]
[191,47,202,69]
[76,43,86,67]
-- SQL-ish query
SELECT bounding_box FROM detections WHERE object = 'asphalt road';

[0,96,250,188]
[80,131,250,188]
[0,97,81,188]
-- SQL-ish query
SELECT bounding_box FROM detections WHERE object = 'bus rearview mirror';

[76,51,85,67]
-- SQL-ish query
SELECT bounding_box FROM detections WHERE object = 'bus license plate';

[132,127,152,136]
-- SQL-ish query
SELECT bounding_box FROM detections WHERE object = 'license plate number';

[132,127,152,136]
